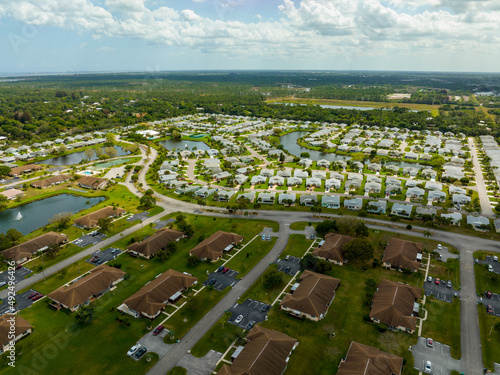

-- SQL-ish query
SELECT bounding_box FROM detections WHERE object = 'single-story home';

[344,198,363,211]
[31,174,72,188]
[391,203,413,218]
[77,176,108,190]
[73,206,126,229]
[312,233,353,265]
[127,228,185,259]
[337,342,403,375]
[322,195,340,209]
[0,315,33,354]
[189,231,243,262]
[383,238,423,272]
[1,232,68,264]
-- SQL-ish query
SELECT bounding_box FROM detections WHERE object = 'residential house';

[369,279,422,334]
[0,315,33,354]
[428,190,446,202]
[73,206,126,229]
[214,171,232,181]
[294,169,309,179]
[216,326,297,375]
[316,159,330,168]
[312,233,353,265]
[120,269,197,319]
[195,186,217,198]
[0,189,23,200]
[215,190,236,202]
[48,265,126,312]
[367,200,387,214]
[127,228,185,259]
[260,168,274,178]
[452,194,471,207]
[406,187,424,200]
[300,194,317,206]
[383,238,423,272]
[306,177,322,188]
[250,175,266,185]
[31,174,71,188]
[278,193,296,205]
[280,270,340,321]
[77,176,108,190]
[344,198,363,211]
[416,207,437,218]
[391,203,413,218]
[287,177,302,186]
[189,231,243,262]
[234,174,248,185]
[258,192,275,204]
[425,181,442,191]
[277,169,292,178]
[237,191,255,203]
[1,232,68,264]
[299,158,313,168]
[269,176,285,186]
[311,170,327,180]
[325,178,342,191]
[337,342,403,375]
[322,195,340,209]
[364,182,382,194]
[441,212,462,226]
[466,216,490,231]
[8,164,42,176]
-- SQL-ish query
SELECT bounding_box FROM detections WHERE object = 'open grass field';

[167,367,187,375]
[474,263,500,295]
[428,258,460,287]
[477,306,500,370]
[422,298,461,359]
[281,234,314,258]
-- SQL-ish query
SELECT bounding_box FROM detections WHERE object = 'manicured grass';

[190,312,244,358]
[167,367,187,375]
[478,306,500,370]
[474,263,500,295]
[225,237,276,276]
[239,266,293,306]
[258,261,420,375]
[289,221,310,230]
[281,234,314,258]
[422,298,461,359]
[428,258,460,288]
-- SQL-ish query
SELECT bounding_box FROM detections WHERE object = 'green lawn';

[190,312,244,358]
[281,234,314,258]
[474,263,500,295]
[167,367,187,375]
[238,267,293,306]
[478,306,500,369]
[422,298,461,359]
[427,258,460,288]
[289,221,310,230]
[225,237,276,276]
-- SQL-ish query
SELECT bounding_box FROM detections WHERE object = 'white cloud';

[97,46,115,52]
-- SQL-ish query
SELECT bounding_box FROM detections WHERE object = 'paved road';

[469,137,494,216]
[186,158,207,186]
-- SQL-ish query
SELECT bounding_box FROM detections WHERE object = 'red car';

[434,278,440,285]
[27,292,36,299]
[31,293,43,301]
[153,325,164,336]
[222,267,229,274]
[486,291,492,298]
[487,305,494,314]
[15,264,23,270]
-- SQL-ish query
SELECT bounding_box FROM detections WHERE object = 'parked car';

[486,291,492,298]
[285,255,290,260]
[266,235,271,241]
[424,361,432,373]
[134,347,147,359]
[434,278,440,285]
[209,278,216,286]
[437,244,442,250]
[111,248,119,254]
[234,315,244,324]
[32,293,43,301]
[127,344,141,356]
[488,265,494,272]
[15,264,23,270]
[27,292,36,299]
[217,266,224,272]
[246,320,255,330]
[447,281,452,288]
[487,305,494,314]
[0,281,6,288]
[285,266,291,274]
[427,276,432,282]
[261,235,266,240]
[310,234,315,239]
[153,325,164,336]
[494,256,498,262]
[261,304,270,312]
[426,338,433,348]
[222,267,229,274]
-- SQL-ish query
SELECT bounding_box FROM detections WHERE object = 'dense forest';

[0,71,499,143]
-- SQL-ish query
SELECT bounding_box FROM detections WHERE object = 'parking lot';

[273,256,302,276]
[86,247,123,266]
[228,299,270,329]
[423,277,460,303]
[203,268,239,291]
[127,212,150,222]
[478,292,500,317]
[434,244,457,262]
[260,227,277,239]
[73,232,107,248]
[411,337,462,375]
[477,256,500,274]
[153,218,175,229]
[0,266,32,284]
[0,289,43,315]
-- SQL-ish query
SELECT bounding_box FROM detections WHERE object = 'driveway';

[228,299,270,329]
[138,328,172,358]
[203,269,239,291]
[177,351,222,375]
[73,232,107,248]
[127,212,150,222]
[273,256,302,275]
[411,337,462,375]
[0,288,43,315]
[478,292,500,317]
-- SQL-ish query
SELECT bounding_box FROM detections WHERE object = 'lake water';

[37,146,129,166]
[279,131,350,162]
[0,194,105,235]
[159,139,211,151]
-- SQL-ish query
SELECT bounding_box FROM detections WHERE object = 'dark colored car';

[487,305,494,314]
[153,325,164,336]
[27,292,36,299]
[209,278,216,286]
[217,266,224,272]
[15,264,23,270]
[134,347,147,359]
[285,266,291,274]
[261,304,270,312]
[486,291,492,298]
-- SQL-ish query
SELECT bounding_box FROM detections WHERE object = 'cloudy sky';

[0,0,499,73]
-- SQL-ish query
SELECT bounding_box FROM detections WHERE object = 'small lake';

[0,194,105,235]
[273,102,419,112]
[279,131,351,162]
[36,146,130,166]
[159,139,211,151]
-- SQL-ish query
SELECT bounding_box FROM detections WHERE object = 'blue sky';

[1,0,499,73]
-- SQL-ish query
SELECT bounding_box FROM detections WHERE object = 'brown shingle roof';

[127,228,184,257]
[312,233,354,263]
[31,174,71,188]
[383,238,423,271]
[73,206,125,228]
[369,279,422,331]
[48,265,126,309]
[0,315,33,348]
[189,230,243,260]
[216,326,297,375]
[77,176,107,189]
[280,270,340,319]
[337,342,403,375]
[123,269,198,317]
[9,164,42,176]
[1,232,68,262]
